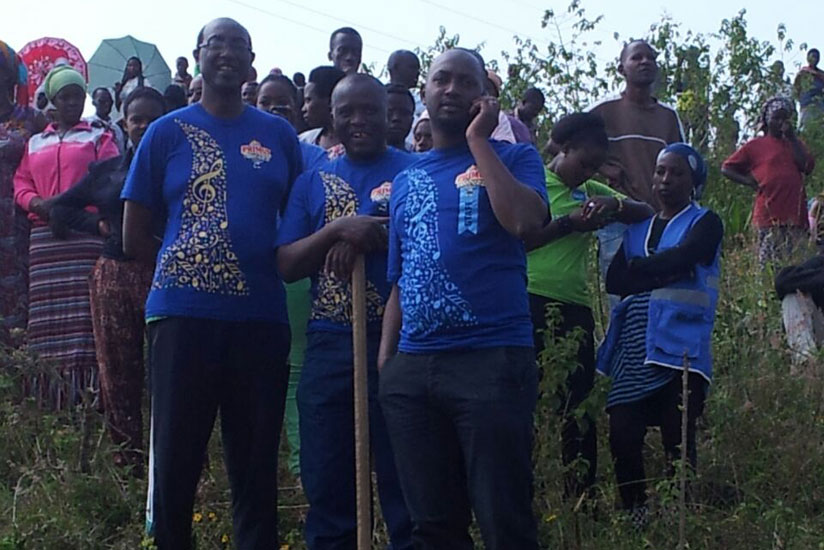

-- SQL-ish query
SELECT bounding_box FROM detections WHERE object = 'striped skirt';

[605,292,677,409]
[26,225,103,408]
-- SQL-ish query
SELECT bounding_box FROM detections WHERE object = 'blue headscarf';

[657,142,708,199]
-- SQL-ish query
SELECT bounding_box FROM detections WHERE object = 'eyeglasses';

[198,36,252,54]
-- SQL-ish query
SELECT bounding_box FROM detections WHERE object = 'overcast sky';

[5,0,817,93]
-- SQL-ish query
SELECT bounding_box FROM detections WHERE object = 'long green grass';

[2,218,824,549]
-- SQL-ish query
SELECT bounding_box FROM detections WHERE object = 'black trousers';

[608,373,707,510]
[529,293,597,498]
[146,317,290,550]
[379,347,539,550]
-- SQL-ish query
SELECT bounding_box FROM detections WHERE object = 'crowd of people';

[0,16,821,550]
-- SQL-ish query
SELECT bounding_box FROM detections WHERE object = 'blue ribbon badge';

[455,165,484,235]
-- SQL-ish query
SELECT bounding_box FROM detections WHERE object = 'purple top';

[507,114,532,144]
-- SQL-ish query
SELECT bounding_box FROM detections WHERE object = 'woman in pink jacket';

[13,65,118,408]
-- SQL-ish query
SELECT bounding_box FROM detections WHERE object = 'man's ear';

[249,52,256,73]
[420,86,426,107]
[617,61,625,78]
[327,50,333,63]
[193,48,200,65]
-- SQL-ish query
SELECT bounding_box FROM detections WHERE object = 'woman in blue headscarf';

[596,143,724,527]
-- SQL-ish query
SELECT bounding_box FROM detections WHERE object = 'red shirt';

[722,135,815,228]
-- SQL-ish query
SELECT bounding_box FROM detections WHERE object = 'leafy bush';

[2,4,824,549]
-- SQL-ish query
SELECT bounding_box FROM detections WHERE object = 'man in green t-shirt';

[526,113,652,499]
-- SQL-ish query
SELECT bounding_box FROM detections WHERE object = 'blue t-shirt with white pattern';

[388,140,547,353]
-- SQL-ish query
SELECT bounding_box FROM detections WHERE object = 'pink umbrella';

[19,37,88,105]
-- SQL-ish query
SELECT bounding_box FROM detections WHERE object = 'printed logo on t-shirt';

[240,140,272,169]
[327,143,346,160]
[455,165,484,235]
[455,165,485,189]
[370,181,392,215]
[370,181,392,203]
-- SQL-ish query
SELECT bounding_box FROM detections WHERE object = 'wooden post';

[352,255,371,550]
[678,354,690,550]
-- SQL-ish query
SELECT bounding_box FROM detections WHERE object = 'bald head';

[429,49,485,83]
[425,49,486,137]
[331,73,386,109]
[194,17,254,99]
[331,74,388,160]
[199,17,252,49]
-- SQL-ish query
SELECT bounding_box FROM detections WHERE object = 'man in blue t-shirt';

[121,18,301,550]
[377,49,548,550]
[277,74,413,550]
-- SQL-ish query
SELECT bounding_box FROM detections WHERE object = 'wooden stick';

[678,354,690,550]
[352,255,371,550]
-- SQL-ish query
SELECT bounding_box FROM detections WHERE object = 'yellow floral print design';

[312,171,384,324]
[153,120,248,295]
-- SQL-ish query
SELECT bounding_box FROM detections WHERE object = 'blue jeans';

[379,347,539,550]
[598,221,627,311]
[298,331,412,550]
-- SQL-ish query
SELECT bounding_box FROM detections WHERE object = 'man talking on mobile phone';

[377,48,548,550]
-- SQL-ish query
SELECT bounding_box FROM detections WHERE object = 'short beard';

[429,113,471,138]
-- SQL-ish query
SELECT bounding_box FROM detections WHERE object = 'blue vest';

[597,203,721,382]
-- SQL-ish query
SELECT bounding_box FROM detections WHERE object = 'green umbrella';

[87,35,171,95]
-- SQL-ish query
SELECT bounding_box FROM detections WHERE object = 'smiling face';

[329,32,362,75]
[652,152,693,213]
[332,75,387,160]
[619,41,658,87]
[125,96,165,147]
[197,19,255,94]
[424,49,485,136]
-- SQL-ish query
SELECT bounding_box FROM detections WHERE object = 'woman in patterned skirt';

[13,66,119,407]
[50,87,165,473]
[0,40,46,347]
